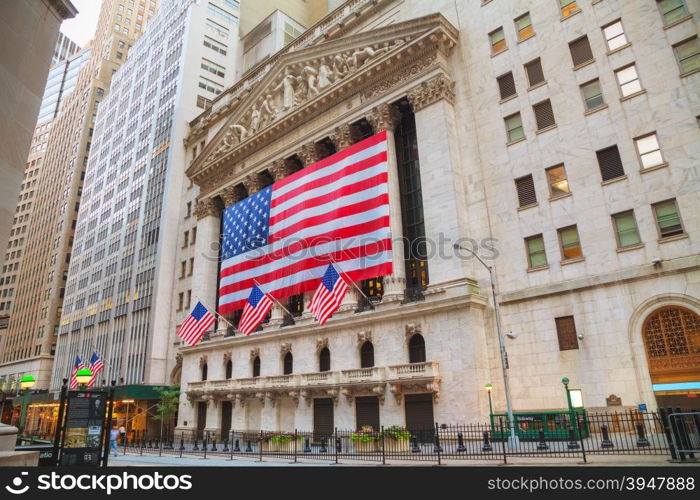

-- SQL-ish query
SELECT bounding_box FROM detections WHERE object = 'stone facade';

[171,0,700,435]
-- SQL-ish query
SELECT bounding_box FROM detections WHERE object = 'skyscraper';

[0,0,158,394]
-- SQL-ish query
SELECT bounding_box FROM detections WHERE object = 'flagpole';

[325,255,372,302]
[252,279,292,316]
[195,296,235,328]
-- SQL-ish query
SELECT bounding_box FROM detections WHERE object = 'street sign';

[59,391,107,465]
[638,403,647,412]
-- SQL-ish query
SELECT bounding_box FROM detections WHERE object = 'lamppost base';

[507,435,520,449]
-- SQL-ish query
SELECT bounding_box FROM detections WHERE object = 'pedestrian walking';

[110,425,120,457]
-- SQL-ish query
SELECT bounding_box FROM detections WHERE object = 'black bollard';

[567,428,579,449]
[211,438,217,451]
[457,432,467,453]
[234,439,241,452]
[600,425,613,448]
[245,440,252,452]
[179,435,185,451]
[537,430,549,450]
[303,438,311,453]
[335,438,342,453]
[319,438,327,453]
[222,439,229,452]
[635,423,649,447]
[433,434,442,453]
[482,430,492,452]
[411,436,421,453]
[192,439,199,451]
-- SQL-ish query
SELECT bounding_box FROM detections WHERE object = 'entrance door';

[313,398,334,442]
[221,401,232,440]
[355,396,380,431]
[196,402,207,440]
[404,393,434,443]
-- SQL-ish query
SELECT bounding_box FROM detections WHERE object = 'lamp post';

[454,243,519,447]
[561,377,575,429]
[20,375,36,391]
[485,383,493,416]
[75,369,92,389]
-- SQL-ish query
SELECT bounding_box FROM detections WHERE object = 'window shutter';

[525,58,545,86]
[569,36,594,66]
[515,175,537,207]
[533,100,555,130]
[596,145,625,181]
[556,316,579,351]
[497,72,516,100]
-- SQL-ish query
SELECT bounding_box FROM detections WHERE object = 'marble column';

[407,75,466,286]
[367,103,406,300]
[260,394,277,430]
[193,198,221,324]
[204,398,222,437]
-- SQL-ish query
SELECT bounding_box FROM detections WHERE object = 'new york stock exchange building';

[169,0,700,442]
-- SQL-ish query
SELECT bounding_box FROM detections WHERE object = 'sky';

[60,0,103,48]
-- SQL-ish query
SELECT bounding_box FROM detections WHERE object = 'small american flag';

[87,352,105,388]
[69,355,84,389]
[177,301,216,346]
[308,264,349,325]
[238,285,273,335]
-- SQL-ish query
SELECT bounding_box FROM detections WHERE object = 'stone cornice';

[187,14,459,197]
[48,0,78,20]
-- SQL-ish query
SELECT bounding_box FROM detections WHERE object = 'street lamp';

[485,383,493,416]
[20,376,36,390]
[561,377,575,427]
[75,369,93,388]
[454,242,519,447]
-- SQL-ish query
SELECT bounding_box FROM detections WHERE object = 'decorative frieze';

[406,74,455,112]
[194,198,220,220]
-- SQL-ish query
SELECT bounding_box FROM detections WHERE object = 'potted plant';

[269,432,302,453]
[259,431,276,452]
[350,426,379,453]
[380,425,411,453]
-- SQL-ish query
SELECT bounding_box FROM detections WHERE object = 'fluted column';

[192,198,221,324]
[367,103,406,300]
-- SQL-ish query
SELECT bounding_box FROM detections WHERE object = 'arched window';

[283,352,293,375]
[225,360,232,379]
[201,363,208,381]
[360,341,374,368]
[643,306,700,381]
[408,334,426,363]
[319,347,331,372]
[252,356,260,378]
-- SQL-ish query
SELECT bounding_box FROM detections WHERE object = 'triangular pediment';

[187,13,458,185]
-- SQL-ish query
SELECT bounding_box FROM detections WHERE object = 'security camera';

[505,331,518,339]
[577,333,584,340]
[651,257,662,266]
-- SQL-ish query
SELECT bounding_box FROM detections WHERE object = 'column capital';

[269,158,294,181]
[297,142,321,166]
[242,173,264,194]
[406,74,455,112]
[194,198,220,220]
[220,185,243,207]
[367,103,402,132]
[329,123,358,150]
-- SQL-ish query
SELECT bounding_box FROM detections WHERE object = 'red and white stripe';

[238,294,273,335]
[219,131,392,314]
[177,312,216,346]
[308,275,349,326]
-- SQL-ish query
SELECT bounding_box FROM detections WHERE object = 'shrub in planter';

[269,432,302,453]
[350,426,379,453]
[380,426,411,453]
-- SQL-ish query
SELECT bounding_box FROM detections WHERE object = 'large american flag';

[308,264,349,325]
[177,301,216,346]
[87,351,105,388]
[219,131,392,314]
[69,355,84,389]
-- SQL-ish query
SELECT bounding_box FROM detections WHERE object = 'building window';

[515,175,537,208]
[319,347,331,372]
[524,58,545,87]
[635,133,665,169]
[505,113,524,143]
[497,72,516,100]
[116,51,123,59]
[612,210,642,248]
[225,359,232,379]
[580,79,605,111]
[533,99,556,131]
[490,27,507,55]
[191,227,197,244]
[252,356,261,377]
[177,292,183,311]
[180,261,186,278]
[514,12,534,41]
[360,341,374,368]
[555,316,579,351]
[596,145,625,181]
[525,234,547,269]
[657,0,689,26]
[201,363,208,381]
[283,352,293,375]
[558,225,583,261]
[183,230,189,247]
[201,58,225,78]
[615,64,642,97]
[545,164,570,198]
[602,20,628,51]
[673,37,700,75]
[395,106,428,292]
[196,95,212,110]
[408,334,426,363]
[569,36,594,67]
[560,0,578,18]
[652,199,685,238]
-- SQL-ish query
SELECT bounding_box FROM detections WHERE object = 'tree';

[152,385,180,442]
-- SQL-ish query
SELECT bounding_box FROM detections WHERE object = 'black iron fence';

[120,410,699,464]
